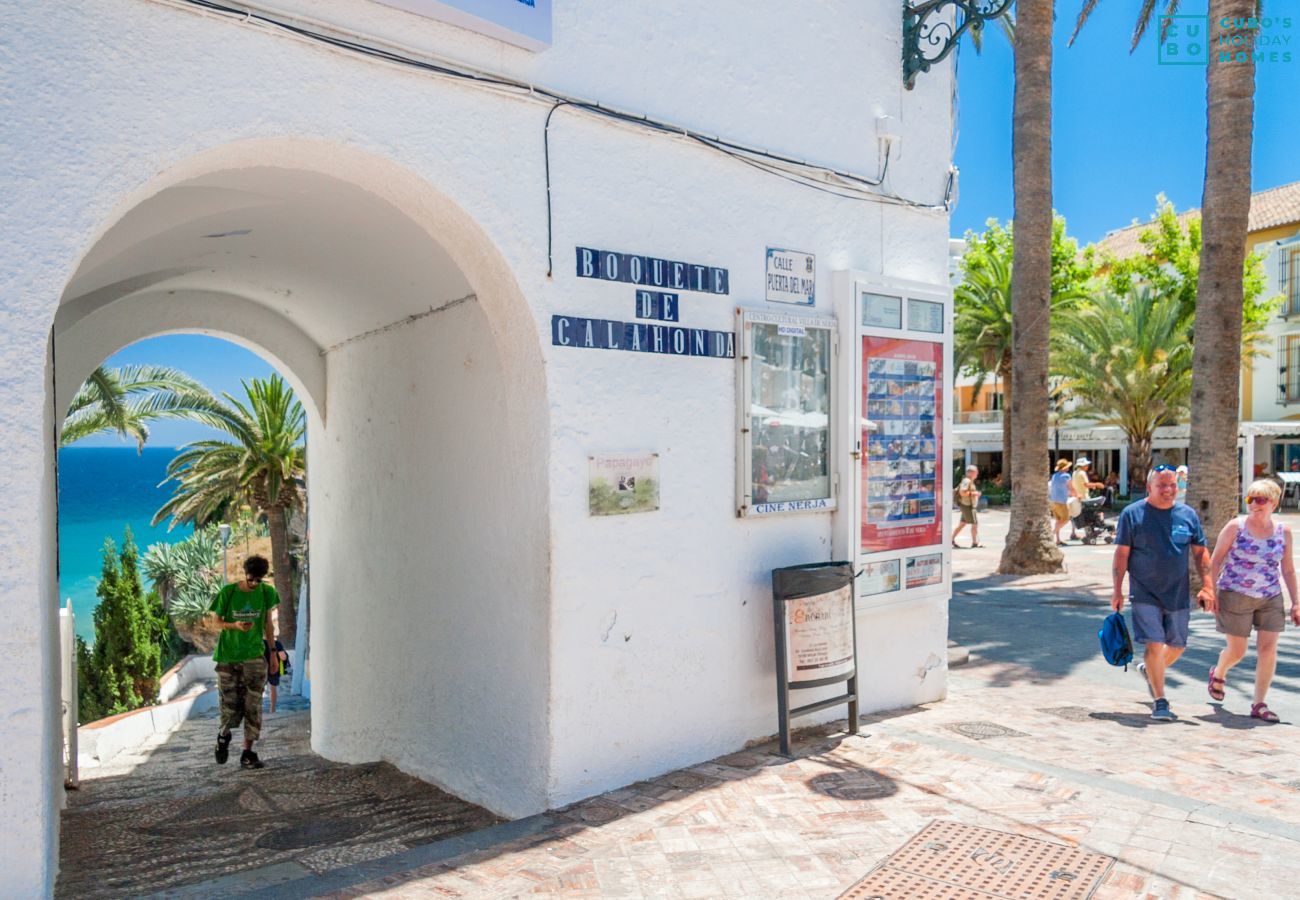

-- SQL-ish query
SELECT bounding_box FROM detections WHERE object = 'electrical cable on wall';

[168,0,954,275]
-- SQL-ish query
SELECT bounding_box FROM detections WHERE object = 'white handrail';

[59,598,78,788]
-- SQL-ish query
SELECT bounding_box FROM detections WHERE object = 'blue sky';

[77,6,1298,447]
[951,0,1298,244]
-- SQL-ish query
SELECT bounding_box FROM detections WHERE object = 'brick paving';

[316,510,1300,898]
[60,510,1300,898]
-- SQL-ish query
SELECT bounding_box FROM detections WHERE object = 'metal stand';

[772,561,860,757]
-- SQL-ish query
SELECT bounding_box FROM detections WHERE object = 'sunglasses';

[1247,496,1274,505]
[1152,464,1176,473]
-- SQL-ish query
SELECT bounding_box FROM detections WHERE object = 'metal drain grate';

[810,769,896,801]
[1038,707,1093,722]
[839,820,1114,900]
[943,722,1029,741]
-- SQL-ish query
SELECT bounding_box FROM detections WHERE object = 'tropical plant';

[1054,289,1194,486]
[153,375,305,642]
[77,531,164,721]
[1098,196,1279,361]
[141,541,183,610]
[955,216,1093,480]
[997,0,1066,575]
[60,364,222,450]
[1070,0,1261,546]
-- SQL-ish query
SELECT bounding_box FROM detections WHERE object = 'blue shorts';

[1130,602,1190,648]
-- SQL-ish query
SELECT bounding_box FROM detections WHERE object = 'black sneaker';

[240,749,265,769]
[215,732,232,765]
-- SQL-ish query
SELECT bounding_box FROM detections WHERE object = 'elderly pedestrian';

[1175,465,1189,505]
[1049,458,1073,546]
[1111,466,1211,722]
[1202,479,1300,723]
[952,465,982,549]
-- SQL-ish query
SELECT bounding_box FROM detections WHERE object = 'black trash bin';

[771,561,858,756]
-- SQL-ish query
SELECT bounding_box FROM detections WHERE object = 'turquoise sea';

[58,447,192,643]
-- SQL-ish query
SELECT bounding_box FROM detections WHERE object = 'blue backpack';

[1098,612,1133,670]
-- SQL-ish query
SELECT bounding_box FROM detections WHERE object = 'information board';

[860,337,944,553]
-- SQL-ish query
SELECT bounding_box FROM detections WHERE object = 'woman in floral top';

[1204,480,1300,722]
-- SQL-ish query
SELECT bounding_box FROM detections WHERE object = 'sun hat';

[1055,459,1072,471]
[1075,456,1091,467]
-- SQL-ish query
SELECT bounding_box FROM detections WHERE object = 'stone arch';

[51,138,554,822]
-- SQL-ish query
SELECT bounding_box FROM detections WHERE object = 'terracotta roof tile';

[1092,180,1300,260]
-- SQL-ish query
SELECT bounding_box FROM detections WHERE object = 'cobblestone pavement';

[59,511,1300,898]
[56,690,501,898]
[310,511,1300,899]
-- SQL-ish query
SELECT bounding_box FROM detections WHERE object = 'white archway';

[52,139,554,821]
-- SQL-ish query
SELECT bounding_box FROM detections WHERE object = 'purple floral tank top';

[1217,519,1285,599]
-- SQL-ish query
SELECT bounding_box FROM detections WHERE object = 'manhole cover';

[839,820,1114,899]
[943,722,1028,741]
[719,753,764,769]
[1039,707,1093,722]
[810,770,896,801]
[255,819,368,851]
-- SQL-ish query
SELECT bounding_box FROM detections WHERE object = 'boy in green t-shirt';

[208,555,280,769]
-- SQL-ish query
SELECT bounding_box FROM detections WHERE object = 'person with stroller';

[1202,479,1300,723]
[1070,457,1104,541]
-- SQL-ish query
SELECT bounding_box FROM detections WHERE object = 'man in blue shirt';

[1111,466,1212,721]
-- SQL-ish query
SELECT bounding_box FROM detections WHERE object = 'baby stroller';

[1074,496,1115,545]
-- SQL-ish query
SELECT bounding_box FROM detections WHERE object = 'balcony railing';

[956,410,1003,425]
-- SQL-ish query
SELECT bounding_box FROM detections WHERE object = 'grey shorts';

[1215,589,1285,637]
[959,505,977,525]
[1130,602,1190,648]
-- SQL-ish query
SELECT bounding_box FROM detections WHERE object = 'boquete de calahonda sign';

[553,246,735,358]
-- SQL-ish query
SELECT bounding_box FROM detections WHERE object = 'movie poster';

[860,338,944,553]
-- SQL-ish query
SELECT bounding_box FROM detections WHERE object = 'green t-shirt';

[209,582,280,663]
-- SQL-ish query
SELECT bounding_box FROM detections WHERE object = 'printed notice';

[906,553,943,589]
[858,559,901,597]
[785,585,855,683]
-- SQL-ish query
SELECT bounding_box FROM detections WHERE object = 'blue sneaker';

[1151,698,1176,722]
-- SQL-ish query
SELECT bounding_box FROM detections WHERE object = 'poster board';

[860,337,944,553]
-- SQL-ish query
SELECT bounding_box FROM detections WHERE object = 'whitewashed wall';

[310,298,552,815]
[1,0,954,891]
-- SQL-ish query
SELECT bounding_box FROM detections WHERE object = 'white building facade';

[0,2,959,891]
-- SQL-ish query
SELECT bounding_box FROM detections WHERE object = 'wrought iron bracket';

[903,0,1013,90]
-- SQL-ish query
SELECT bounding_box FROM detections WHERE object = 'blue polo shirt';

[1115,500,1205,610]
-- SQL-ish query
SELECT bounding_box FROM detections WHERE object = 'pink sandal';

[1207,667,1225,702]
[1251,702,1280,723]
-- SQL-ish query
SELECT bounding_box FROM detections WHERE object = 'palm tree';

[60,364,221,450]
[954,220,1091,483]
[153,375,306,643]
[1070,0,1260,547]
[1188,5,1257,542]
[1054,289,1193,486]
[141,541,184,611]
[997,0,1064,574]
[955,253,1014,477]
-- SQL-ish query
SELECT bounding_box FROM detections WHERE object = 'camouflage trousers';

[216,659,268,743]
